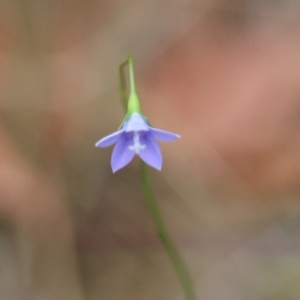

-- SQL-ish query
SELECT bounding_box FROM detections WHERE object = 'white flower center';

[129,131,146,154]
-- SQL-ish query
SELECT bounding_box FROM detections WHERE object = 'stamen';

[129,131,146,154]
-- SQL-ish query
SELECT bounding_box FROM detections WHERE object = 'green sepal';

[127,91,141,114]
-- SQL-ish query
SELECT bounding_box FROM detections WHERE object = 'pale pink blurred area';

[1,1,300,300]
[142,12,300,187]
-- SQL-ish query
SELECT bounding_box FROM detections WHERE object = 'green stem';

[140,163,196,300]
[119,54,196,300]
[127,53,136,94]
[119,60,129,111]
[119,54,141,114]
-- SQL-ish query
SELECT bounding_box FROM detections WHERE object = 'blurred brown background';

[1,0,300,299]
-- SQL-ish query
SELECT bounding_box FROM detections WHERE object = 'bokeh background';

[1,0,300,299]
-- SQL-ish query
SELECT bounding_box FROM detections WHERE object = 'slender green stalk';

[121,53,141,114]
[119,60,129,111]
[119,54,197,300]
[140,163,197,300]
[127,53,136,94]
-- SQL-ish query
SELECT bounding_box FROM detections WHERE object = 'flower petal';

[124,112,149,132]
[150,128,180,141]
[138,135,162,170]
[95,130,124,147]
[111,136,135,173]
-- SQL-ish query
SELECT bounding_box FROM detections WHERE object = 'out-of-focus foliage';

[1,0,300,299]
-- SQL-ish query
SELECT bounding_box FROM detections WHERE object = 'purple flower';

[95,112,180,173]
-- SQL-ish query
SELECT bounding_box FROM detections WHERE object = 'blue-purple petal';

[95,130,124,147]
[138,135,162,170]
[124,112,149,132]
[150,128,180,141]
[111,136,135,173]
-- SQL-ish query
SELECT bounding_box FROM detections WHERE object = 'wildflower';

[95,54,180,173]
[96,112,179,172]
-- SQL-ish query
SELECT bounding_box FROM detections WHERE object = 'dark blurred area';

[1,0,300,299]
